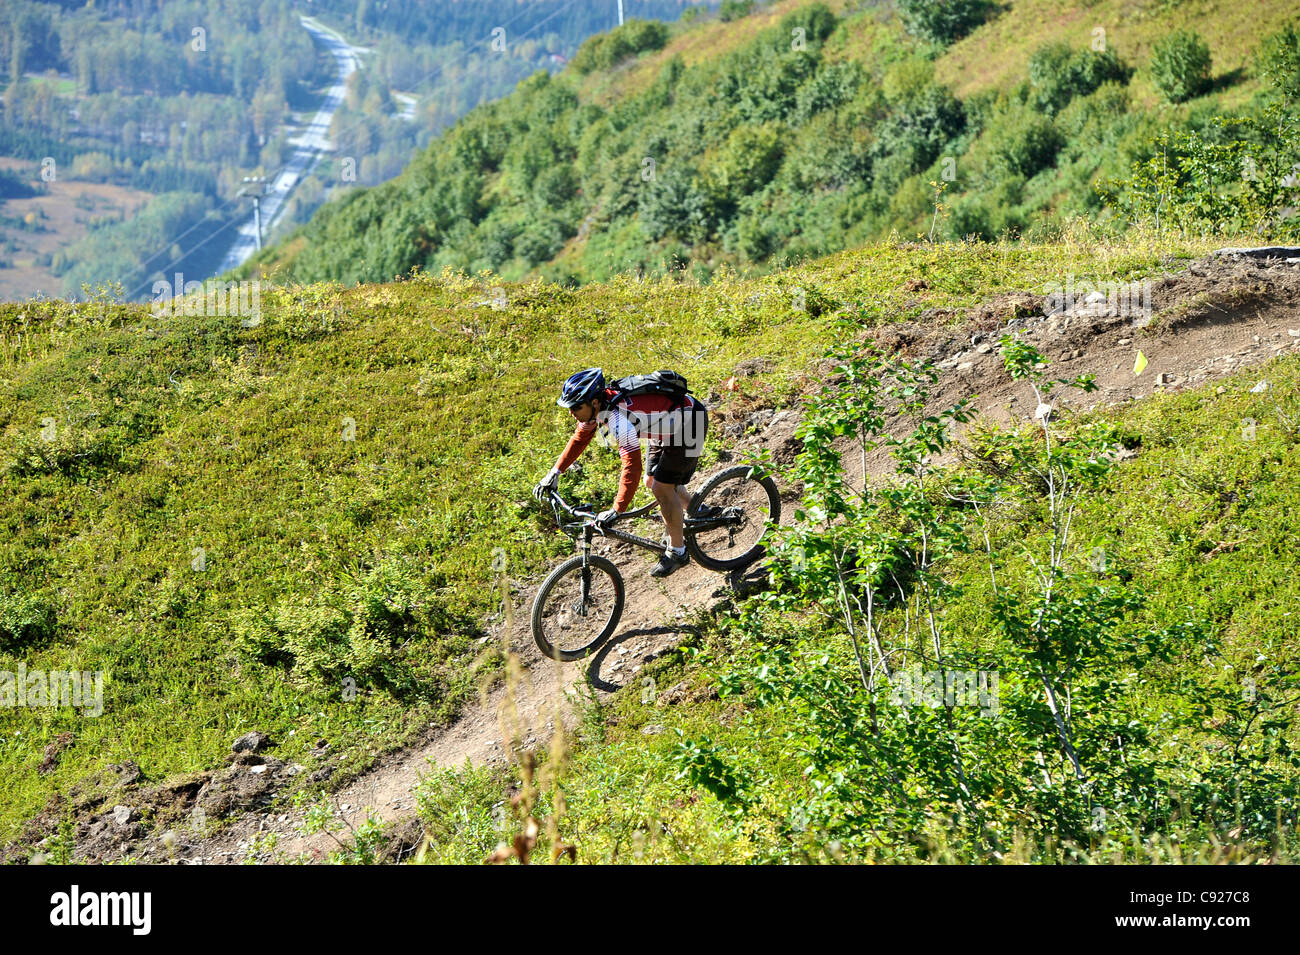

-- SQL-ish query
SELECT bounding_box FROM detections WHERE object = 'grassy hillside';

[236,0,1300,288]
[932,0,1284,107]
[414,330,1300,862]
[0,224,1236,847]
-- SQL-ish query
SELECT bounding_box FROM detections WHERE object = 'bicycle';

[531,465,781,661]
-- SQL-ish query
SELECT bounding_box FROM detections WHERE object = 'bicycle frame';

[545,488,737,558]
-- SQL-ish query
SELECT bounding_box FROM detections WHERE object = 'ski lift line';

[127,167,283,283]
[122,163,290,301]
[125,0,608,300]
[119,211,249,302]
[120,17,357,299]
[125,18,372,294]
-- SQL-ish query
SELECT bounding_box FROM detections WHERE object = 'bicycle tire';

[531,553,625,661]
[684,465,781,571]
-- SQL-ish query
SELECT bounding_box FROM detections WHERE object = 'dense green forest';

[242,0,1300,288]
[0,0,706,299]
[278,1,706,223]
[0,0,331,297]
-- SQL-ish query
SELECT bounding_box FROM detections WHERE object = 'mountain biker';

[533,367,709,578]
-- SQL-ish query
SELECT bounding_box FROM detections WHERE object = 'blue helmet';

[558,367,605,408]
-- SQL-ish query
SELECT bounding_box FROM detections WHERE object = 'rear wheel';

[531,553,625,661]
[684,465,781,571]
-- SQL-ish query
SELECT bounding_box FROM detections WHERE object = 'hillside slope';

[236,0,1300,288]
[4,236,1299,862]
[0,228,1215,847]
[201,247,1300,864]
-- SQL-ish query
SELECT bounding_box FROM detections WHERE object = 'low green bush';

[1028,42,1133,115]
[897,0,994,47]
[1150,30,1213,103]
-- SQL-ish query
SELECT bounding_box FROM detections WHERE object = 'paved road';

[216,16,361,273]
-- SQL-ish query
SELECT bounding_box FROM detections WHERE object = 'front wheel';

[685,465,781,571]
[531,553,625,662]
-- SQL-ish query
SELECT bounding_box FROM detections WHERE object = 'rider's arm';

[555,420,597,472]
[613,447,641,512]
[609,407,643,512]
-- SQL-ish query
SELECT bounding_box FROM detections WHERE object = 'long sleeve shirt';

[554,390,701,511]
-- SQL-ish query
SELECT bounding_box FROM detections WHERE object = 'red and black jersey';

[554,388,703,511]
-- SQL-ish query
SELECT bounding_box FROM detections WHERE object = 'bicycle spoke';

[689,472,775,566]
[538,562,620,656]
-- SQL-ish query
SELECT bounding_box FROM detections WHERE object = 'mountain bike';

[532,465,781,661]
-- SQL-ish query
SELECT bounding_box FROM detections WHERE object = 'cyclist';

[533,367,709,578]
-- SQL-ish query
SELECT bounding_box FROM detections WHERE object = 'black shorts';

[646,403,707,486]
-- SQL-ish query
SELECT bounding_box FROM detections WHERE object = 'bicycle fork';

[574,524,595,617]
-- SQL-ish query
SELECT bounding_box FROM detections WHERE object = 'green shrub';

[1054,81,1132,139]
[638,165,718,243]
[987,107,1064,177]
[872,83,966,181]
[897,0,994,47]
[413,764,514,864]
[1149,30,1212,103]
[779,2,838,48]
[514,215,574,266]
[1027,42,1133,115]
[719,0,755,22]
[1104,99,1300,237]
[572,19,670,74]
[231,558,453,694]
[1256,21,1300,100]
[0,593,58,651]
[664,334,1300,860]
[794,61,864,123]
[711,122,785,196]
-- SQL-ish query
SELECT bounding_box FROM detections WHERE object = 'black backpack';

[608,370,692,408]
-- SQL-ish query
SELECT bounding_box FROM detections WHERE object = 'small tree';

[1149,30,1212,103]
[719,0,755,22]
[1256,21,1300,100]
[897,0,993,47]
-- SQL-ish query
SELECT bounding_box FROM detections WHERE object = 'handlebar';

[543,486,616,530]
[545,486,591,517]
[546,485,605,522]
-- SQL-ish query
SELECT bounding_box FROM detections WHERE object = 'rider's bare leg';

[648,476,686,549]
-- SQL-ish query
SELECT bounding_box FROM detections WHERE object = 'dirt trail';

[17,248,1300,864]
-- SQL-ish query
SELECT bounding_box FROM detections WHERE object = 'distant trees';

[0,167,38,199]
[0,1,61,82]
[258,0,1295,285]
[2,0,705,299]
[50,191,222,297]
